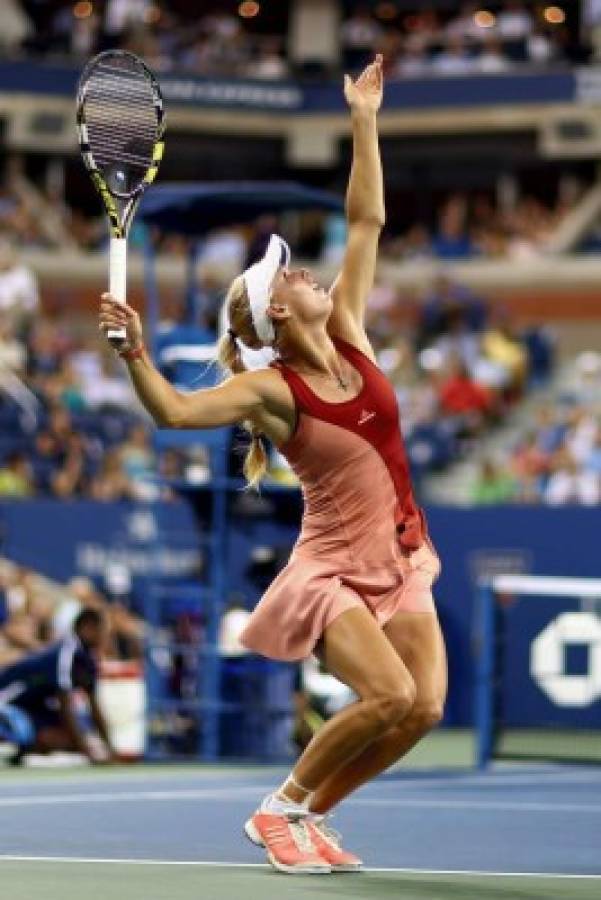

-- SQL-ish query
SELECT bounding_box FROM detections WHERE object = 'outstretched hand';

[344,54,384,114]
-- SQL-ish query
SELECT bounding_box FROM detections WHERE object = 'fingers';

[99,293,129,333]
[355,56,384,91]
[100,293,136,318]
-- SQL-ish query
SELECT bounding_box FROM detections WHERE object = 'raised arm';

[99,295,270,430]
[328,55,385,350]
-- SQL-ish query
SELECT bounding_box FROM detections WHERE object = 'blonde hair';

[216,275,269,488]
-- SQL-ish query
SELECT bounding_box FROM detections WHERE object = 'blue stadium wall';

[1,501,600,729]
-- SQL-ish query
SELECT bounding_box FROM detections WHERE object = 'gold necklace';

[310,370,349,391]
[282,359,349,391]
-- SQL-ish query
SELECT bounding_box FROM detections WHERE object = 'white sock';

[300,793,313,810]
[260,791,307,815]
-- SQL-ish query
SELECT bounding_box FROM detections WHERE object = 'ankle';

[279,773,314,806]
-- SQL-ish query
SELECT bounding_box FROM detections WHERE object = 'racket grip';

[108,235,127,345]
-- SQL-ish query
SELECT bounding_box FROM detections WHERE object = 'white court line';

[1,789,600,814]
[1,768,599,792]
[0,787,262,807]
[0,769,284,790]
[387,771,601,788]
[0,856,599,879]
[351,798,601,813]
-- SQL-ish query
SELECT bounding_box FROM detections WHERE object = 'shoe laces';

[286,816,315,855]
[311,814,342,847]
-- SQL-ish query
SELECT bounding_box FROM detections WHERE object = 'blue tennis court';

[1,761,599,899]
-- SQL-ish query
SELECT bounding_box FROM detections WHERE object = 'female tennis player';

[99,54,447,875]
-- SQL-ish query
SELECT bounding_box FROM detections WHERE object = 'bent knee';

[370,681,417,729]
[407,700,444,734]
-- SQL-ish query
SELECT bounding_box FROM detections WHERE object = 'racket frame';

[76,50,165,344]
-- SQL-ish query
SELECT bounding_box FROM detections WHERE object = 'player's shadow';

[320,873,568,900]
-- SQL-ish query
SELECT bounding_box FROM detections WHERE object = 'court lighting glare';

[474,10,496,29]
[73,1,93,18]
[239,1,261,18]
[544,6,565,24]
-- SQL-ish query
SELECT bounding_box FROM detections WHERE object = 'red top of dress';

[273,336,426,552]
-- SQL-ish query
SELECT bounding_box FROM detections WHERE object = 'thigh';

[316,606,414,700]
[383,611,447,704]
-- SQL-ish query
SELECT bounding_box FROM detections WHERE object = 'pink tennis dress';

[240,337,441,661]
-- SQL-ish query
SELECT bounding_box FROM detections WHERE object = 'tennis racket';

[76,50,165,347]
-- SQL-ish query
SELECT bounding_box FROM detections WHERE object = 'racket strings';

[81,64,160,183]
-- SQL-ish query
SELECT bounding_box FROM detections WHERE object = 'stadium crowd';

[0,558,144,669]
[0,146,586,261]
[0,229,186,501]
[470,353,601,505]
[0,211,555,499]
[379,185,584,261]
[2,1,588,80]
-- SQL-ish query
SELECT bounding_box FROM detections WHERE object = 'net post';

[475,579,495,769]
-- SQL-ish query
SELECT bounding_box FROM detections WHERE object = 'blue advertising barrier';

[1,500,599,733]
[0,499,202,585]
[0,59,579,113]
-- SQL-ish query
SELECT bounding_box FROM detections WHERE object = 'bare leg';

[280,606,417,804]
[309,611,447,814]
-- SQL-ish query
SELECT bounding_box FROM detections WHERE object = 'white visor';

[242,234,291,345]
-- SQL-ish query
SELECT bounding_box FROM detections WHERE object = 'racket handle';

[108,235,127,346]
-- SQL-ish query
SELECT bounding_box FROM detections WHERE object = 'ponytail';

[217,327,268,489]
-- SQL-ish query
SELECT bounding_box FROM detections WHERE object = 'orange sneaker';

[244,812,332,875]
[306,816,363,872]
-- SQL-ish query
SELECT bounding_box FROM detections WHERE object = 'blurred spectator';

[527,27,557,65]
[6,0,583,80]
[470,458,517,504]
[438,359,491,419]
[481,313,529,393]
[476,36,510,73]
[158,448,186,482]
[445,3,481,41]
[0,566,45,665]
[584,431,601,476]
[341,5,383,70]
[395,34,430,77]
[511,431,550,487]
[0,452,33,497]
[53,574,143,660]
[247,38,289,81]
[585,0,601,60]
[80,353,135,411]
[119,423,155,482]
[544,448,599,506]
[88,449,135,501]
[564,406,598,465]
[218,598,252,657]
[432,36,474,76]
[0,0,32,52]
[50,431,94,499]
[419,273,487,346]
[496,1,533,41]
[0,234,39,335]
[534,405,566,455]
[0,314,26,374]
[105,0,150,41]
[118,423,159,499]
[431,196,475,259]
